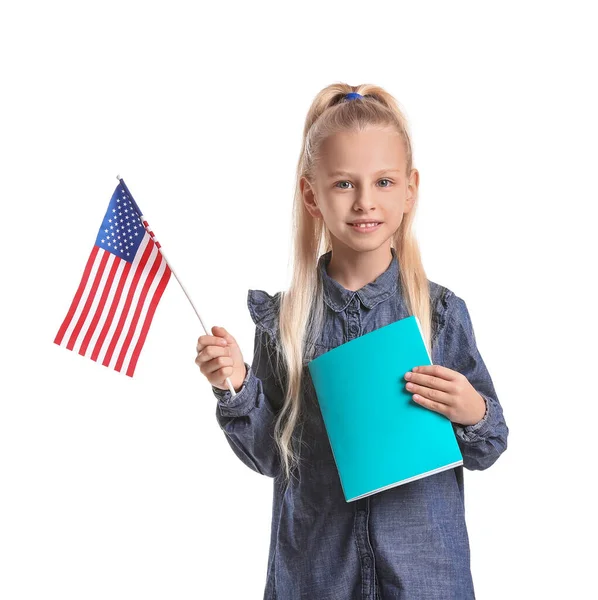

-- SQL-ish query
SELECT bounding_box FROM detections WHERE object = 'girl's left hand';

[404,365,486,426]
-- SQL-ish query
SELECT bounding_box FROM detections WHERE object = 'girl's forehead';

[317,128,406,173]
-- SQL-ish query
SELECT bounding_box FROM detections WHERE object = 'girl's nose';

[353,193,377,210]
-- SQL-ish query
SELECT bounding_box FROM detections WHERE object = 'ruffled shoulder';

[247,289,282,338]
[428,280,454,344]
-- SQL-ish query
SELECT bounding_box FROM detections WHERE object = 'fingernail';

[405,372,411,379]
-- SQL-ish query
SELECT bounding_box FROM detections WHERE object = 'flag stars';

[97,197,146,260]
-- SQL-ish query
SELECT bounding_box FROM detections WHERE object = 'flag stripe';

[114,249,164,372]
[85,258,126,360]
[54,245,100,346]
[59,247,105,350]
[72,251,115,355]
[92,233,151,365]
[107,242,162,371]
[90,259,132,362]
[118,255,168,376]
[143,219,162,248]
[126,266,171,377]
[78,255,120,356]
[66,250,110,350]
[101,238,155,367]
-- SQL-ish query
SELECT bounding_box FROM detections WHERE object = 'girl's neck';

[326,245,394,292]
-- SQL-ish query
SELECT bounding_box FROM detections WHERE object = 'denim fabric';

[212,248,509,600]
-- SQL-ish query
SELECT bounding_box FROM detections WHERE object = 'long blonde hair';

[273,82,431,486]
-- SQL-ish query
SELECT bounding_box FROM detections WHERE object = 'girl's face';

[302,126,418,254]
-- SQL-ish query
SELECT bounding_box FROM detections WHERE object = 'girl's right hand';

[195,325,247,392]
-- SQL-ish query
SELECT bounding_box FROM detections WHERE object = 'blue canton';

[95,183,144,262]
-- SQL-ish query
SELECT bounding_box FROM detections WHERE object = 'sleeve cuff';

[453,392,492,443]
[212,362,258,416]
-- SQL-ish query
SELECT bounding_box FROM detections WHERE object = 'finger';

[411,392,451,417]
[212,326,234,344]
[199,355,234,376]
[196,334,228,353]
[406,379,453,406]
[405,369,454,395]
[195,345,230,364]
[411,364,461,382]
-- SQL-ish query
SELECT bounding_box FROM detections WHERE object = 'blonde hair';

[273,82,431,487]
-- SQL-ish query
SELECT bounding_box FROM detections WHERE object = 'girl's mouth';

[348,222,382,233]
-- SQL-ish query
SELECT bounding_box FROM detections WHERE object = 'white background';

[1,1,596,598]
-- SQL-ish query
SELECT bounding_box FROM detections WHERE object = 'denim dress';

[212,248,509,600]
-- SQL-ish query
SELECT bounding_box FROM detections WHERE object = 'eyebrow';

[326,169,401,178]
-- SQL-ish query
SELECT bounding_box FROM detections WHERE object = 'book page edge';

[346,460,464,502]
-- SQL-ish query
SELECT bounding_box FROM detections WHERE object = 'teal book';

[307,315,463,502]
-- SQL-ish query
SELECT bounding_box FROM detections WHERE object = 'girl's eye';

[335,179,394,190]
[336,181,353,190]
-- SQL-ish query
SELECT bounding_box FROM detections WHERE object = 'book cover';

[307,315,463,502]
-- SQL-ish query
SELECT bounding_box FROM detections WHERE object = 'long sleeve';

[440,293,509,471]
[212,325,285,479]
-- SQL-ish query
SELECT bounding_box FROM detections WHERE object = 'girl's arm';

[440,292,509,471]
[211,326,284,479]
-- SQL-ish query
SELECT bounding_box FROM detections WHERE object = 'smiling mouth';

[349,222,382,228]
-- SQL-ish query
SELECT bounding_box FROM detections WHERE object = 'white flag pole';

[117,174,237,397]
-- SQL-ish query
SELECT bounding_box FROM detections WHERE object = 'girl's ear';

[404,168,420,212]
[300,177,322,219]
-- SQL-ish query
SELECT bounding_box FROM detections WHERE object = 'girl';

[195,83,509,600]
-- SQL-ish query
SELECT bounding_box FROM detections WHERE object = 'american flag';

[54,179,172,377]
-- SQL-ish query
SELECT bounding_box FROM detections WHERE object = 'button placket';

[355,499,376,599]
[347,294,361,341]
[346,296,376,598]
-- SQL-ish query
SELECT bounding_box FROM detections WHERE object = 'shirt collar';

[318,247,400,312]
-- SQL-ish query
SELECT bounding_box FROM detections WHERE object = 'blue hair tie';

[344,92,363,101]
